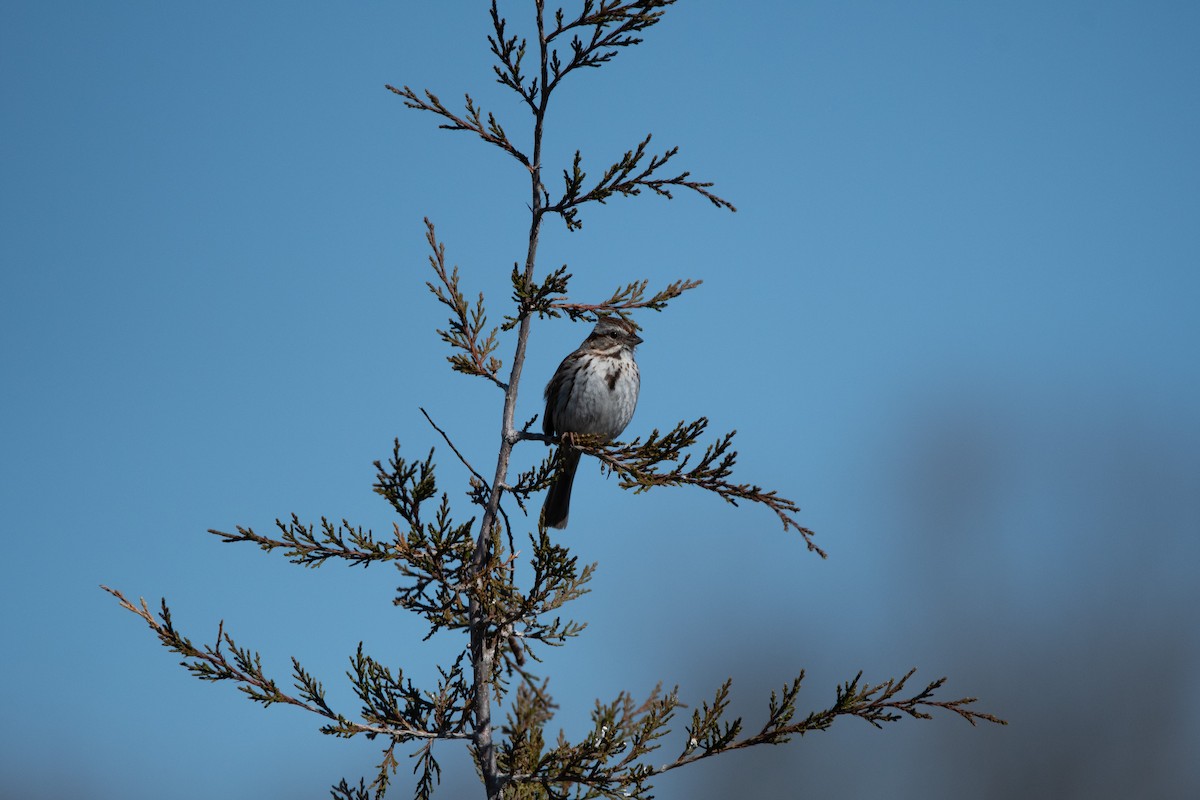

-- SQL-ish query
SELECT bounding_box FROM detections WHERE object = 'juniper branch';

[100,586,468,742]
[505,271,702,329]
[489,1,537,111]
[424,219,506,389]
[503,264,572,330]
[389,494,478,638]
[503,682,681,798]
[412,739,442,800]
[650,669,1007,778]
[544,0,676,94]
[500,531,594,650]
[520,418,826,557]
[498,669,1003,798]
[507,452,559,513]
[344,644,472,741]
[549,135,736,231]
[552,278,704,321]
[372,442,439,529]
[386,86,530,168]
[330,777,371,800]
[206,441,449,570]
[210,514,398,568]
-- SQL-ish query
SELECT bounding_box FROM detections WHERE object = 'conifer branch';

[528,418,827,557]
[504,264,572,330]
[386,86,530,168]
[424,219,506,389]
[388,493,477,639]
[505,271,702,328]
[372,442,441,529]
[412,739,441,800]
[544,0,676,93]
[648,670,1007,778]
[330,777,371,800]
[210,514,400,568]
[548,135,736,231]
[100,586,468,742]
[208,442,454,570]
[497,669,1004,797]
[488,2,538,112]
[503,531,593,649]
[501,680,681,799]
[507,451,559,513]
[552,277,703,321]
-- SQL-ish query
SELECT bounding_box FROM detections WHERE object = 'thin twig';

[421,407,489,488]
[101,586,470,741]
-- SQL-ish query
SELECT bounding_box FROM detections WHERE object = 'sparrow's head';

[590,316,643,348]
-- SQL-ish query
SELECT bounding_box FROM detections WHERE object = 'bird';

[541,317,642,529]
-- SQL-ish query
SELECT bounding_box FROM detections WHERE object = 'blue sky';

[3,2,1198,798]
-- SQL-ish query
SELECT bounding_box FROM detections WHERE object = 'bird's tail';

[541,448,581,530]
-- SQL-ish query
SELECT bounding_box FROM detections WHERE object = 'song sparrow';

[541,317,643,529]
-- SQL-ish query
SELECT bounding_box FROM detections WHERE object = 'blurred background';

[3,2,1198,798]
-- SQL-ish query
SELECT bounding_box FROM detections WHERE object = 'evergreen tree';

[105,3,1004,797]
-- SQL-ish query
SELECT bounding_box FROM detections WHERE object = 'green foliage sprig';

[600,419,825,556]
[552,278,705,321]
[386,85,530,168]
[494,667,1004,799]
[506,262,703,328]
[100,587,468,745]
[513,417,825,556]
[211,514,400,568]
[425,219,505,389]
[490,0,676,109]
[551,136,737,231]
